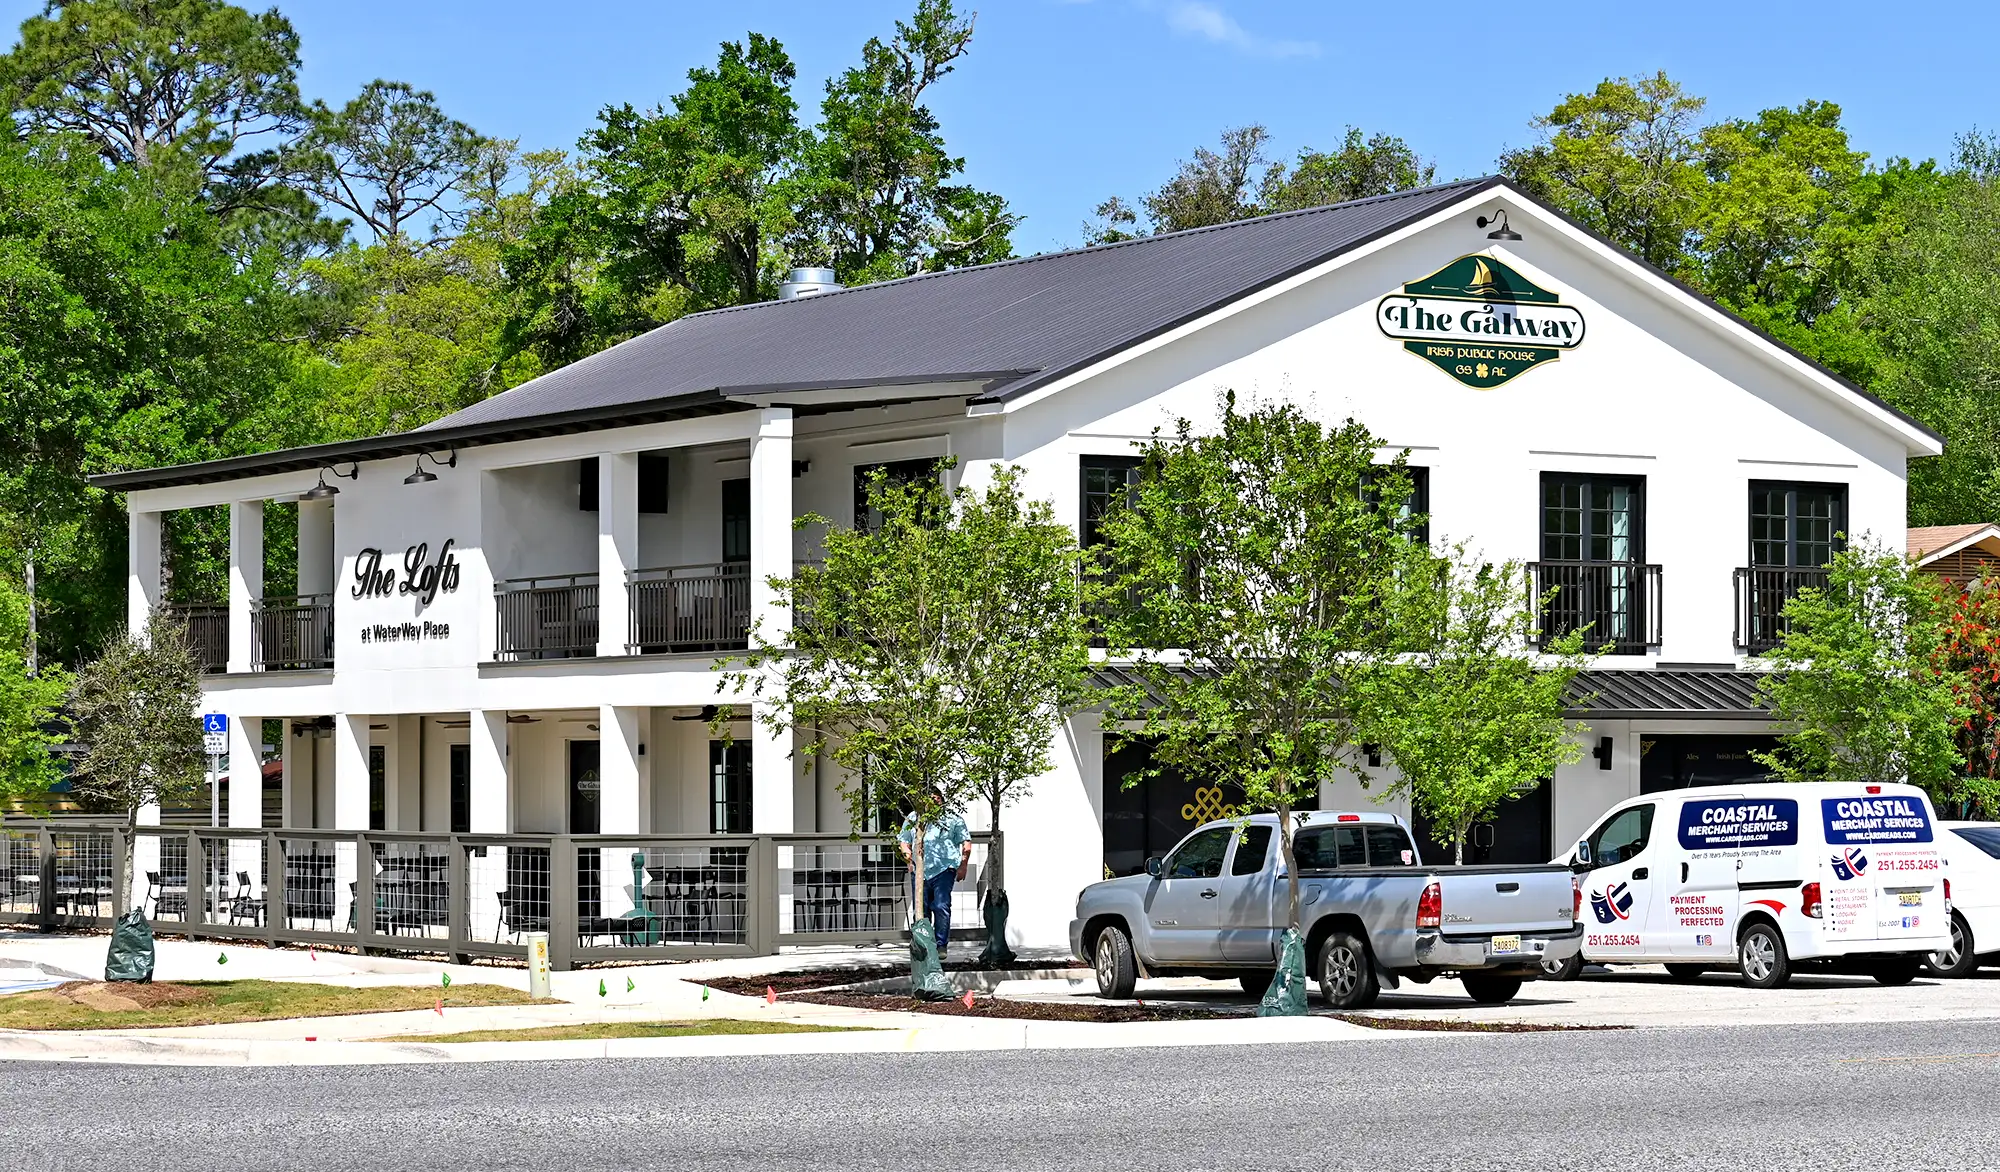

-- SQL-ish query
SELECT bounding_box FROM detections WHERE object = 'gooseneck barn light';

[402,448,458,485]
[1476,209,1522,241]
[299,462,359,501]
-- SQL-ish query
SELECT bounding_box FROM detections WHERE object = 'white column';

[227,715,264,896]
[279,721,296,829]
[127,508,162,637]
[596,451,638,657]
[297,498,335,596]
[749,408,794,648]
[227,500,264,672]
[332,714,370,830]
[750,705,794,833]
[469,710,509,833]
[599,705,645,834]
[132,801,162,915]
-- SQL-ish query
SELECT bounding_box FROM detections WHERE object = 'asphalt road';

[7,1020,1999,1171]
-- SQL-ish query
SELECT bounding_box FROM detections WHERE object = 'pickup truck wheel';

[1925,913,1977,978]
[1092,925,1138,1000]
[1737,921,1792,989]
[1540,953,1582,981]
[1316,931,1380,1009]
[1460,973,1523,1005]
[1238,971,1274,996]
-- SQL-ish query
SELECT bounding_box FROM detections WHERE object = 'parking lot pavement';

[1017,964,2000,1028]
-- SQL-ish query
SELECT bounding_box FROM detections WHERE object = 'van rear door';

[1819,793,1945,944]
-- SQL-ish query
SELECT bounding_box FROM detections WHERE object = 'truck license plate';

[1898,892,1923,907]
[1490,934,1521,955]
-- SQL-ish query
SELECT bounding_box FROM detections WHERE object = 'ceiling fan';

[672,705,721,722]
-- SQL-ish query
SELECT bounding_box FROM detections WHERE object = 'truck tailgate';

[1432,866,1575,936]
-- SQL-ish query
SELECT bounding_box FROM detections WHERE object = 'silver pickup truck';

[1070,811,1584,1008]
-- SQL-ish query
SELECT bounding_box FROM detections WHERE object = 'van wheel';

[1092,925,1137,1000]
[1664,963,1707,981]
[1926,913,1977,978]
[1738,922,1792,989]
[1872,955,1923,986]
[1238,971,1274,996]
[1461,973,1523,1005]
[1540,952,1582,981]
[1316,930,1381,1009]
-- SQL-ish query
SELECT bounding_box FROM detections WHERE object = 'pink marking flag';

[765,985,777,1006]
[961,989,976,1010]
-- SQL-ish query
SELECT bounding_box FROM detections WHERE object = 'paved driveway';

[1008,963,2000,1028]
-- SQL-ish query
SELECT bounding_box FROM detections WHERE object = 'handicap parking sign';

[202,713,228,755]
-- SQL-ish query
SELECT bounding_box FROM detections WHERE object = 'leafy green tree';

[0,0,306,211]
[1502,72,1706,271]
[0,575,68,795]
[1092,398,1427,938]
[1139,124,1271,233]
[790,0,1017,282]
[1353,548,1588,862]
[68,612,206,904]
[1756,540,1972,802]
[729,462,1088,973]
[296,79,484,245]
[1261,127,1436,211]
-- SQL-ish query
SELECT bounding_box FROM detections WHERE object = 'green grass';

[0,980,545,1031]
[373,1019,868,1043]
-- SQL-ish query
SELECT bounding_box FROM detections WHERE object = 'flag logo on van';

[1589,882,1634,924]
[1830,847,1870,882]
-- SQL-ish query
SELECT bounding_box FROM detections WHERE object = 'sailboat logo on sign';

[1376,254,1587,389]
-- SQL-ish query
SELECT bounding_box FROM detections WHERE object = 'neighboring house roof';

[1909,524,2000,563]
[90,176,1939,493]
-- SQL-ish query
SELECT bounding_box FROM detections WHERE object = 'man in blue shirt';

[897,803,972,957]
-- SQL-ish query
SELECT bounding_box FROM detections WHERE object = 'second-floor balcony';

[164,595,334,672]
[164,602,229,673]
[1734,566,1830,654]
[494,563,750,662]
[1529,560,1664,656]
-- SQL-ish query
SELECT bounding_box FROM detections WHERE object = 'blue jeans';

[923,868,957,956]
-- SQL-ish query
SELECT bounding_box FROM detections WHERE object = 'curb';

[0,1014,1439,1067]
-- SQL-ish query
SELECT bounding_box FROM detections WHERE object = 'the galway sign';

[1377,255,1585,389]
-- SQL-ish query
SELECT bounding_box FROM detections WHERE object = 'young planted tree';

[1757,540,1975,803]
[954,468,1094,965]
[1352,547,1589,863]
[730,463,1090,976]
[1092,399,1429,966]
[67,614,207,909]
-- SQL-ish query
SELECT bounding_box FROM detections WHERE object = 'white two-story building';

[94,177,1940,950]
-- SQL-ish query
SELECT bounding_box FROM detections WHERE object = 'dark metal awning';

[1093,664,1772,721]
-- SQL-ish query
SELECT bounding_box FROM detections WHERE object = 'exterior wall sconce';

[1592,736,1614,770]
[1477,209,1522,241]
[300,463,358,501]
[403,449,458,485]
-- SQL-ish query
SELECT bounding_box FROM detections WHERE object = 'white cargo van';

[1540,782,1951,988]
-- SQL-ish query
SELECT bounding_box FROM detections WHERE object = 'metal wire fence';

[0,822,989,968]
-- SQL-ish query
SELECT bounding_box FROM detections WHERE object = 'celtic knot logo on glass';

[1181,786,1235,823]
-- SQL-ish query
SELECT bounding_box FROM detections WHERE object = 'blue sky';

[10,1,1999,253]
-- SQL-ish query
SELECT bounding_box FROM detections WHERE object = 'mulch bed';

[785,991,1223,1022]
[705,960,1068,999]
[1334,1014,1628,1033]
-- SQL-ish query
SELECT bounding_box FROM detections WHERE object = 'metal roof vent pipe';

[778,267,842,300]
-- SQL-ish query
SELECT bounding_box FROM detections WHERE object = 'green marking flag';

[701,985,710,1002]
[626,976,635,993]
[598,978,608,998]
[441,972,452,988]
[217,951,227,965]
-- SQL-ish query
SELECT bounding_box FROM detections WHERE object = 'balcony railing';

[162,603,228,673]
[1529,560,1663,655]
[494,574,600,661]
[628,563,751,654]
[254,594,333,670]
[1734,566,1829,654]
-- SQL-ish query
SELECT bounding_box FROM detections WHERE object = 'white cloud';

[1163,1,1321,59]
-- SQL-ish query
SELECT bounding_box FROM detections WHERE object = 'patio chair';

[145,870,188,919]
[228,871,266,926]
[495,886,549,942]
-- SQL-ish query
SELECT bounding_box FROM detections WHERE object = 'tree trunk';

[1452,823,1467,865]
[1279,800,1300,933]
[22,554,35,677]
[122,807,140,914]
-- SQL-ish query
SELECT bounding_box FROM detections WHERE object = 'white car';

[1927,821,2000,977]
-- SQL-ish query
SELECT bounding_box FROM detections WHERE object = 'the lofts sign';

[351,539,462,646]
[1376,254,1585,389]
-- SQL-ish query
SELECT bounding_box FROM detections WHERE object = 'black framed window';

[1363,465,1431,544]
[1080,455,1143,549]
[368,745,386,831]
[710,740,752,833]
[854,458,941,532]
[1749,481,1845,568]
[722,478,751,564]
[448,743,471,834]
[1541,473,1643,563]
[578,454,669,513]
